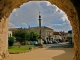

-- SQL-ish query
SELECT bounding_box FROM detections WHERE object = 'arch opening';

[7,3,74,59]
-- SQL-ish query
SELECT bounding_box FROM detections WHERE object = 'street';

[44,42,73,48]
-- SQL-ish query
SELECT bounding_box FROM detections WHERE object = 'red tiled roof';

[53,32,60,35]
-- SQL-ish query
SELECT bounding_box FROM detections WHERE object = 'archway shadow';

[45,43,74,60]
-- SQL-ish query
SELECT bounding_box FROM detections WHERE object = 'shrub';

[8,37,15,46]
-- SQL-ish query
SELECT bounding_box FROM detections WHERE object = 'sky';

[9,1,72,32]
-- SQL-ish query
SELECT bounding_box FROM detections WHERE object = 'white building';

[8,31,12,37]
[53,32,62,41]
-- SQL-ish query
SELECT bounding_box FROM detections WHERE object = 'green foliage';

[13,30,38,45]
[14,30,29,45]
[29,31,38,41]
[8,45,37,53]
[8,37,15,46]
[25,40,30,45]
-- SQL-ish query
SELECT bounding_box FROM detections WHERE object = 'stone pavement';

[6,47,74,60]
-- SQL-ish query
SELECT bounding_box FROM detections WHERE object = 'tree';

[29,31,38,41]
[14,30,29,45]
[8,37,15,46]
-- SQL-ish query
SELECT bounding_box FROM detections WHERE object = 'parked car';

[29,41,38,45]
[52,40,58,44]
[42,40,47,44]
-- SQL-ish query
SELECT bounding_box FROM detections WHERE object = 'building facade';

[8,31,12,37]
[53,32,62,41]
[28,26,54,41]
[67,30,74,44]
[9,26,54,41]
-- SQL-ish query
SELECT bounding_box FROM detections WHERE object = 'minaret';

[38,12,41,38]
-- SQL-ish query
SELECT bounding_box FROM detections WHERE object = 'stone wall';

[0,17,8,60]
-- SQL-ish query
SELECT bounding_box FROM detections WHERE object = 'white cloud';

[9,1,72,32]
[9,23,17,28]
[22,22,27,26]
[61,15,68,22]
[51,24,62,26]
[48,22,72,32]
[12,9,17,12]
[46,1,51,6]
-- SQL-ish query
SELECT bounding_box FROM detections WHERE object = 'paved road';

[44,42,73,48]
[6,42,74,60]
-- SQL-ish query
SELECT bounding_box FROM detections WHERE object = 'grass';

[8,45,37,53]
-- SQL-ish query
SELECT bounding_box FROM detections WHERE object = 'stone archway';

[0,0,80,60]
